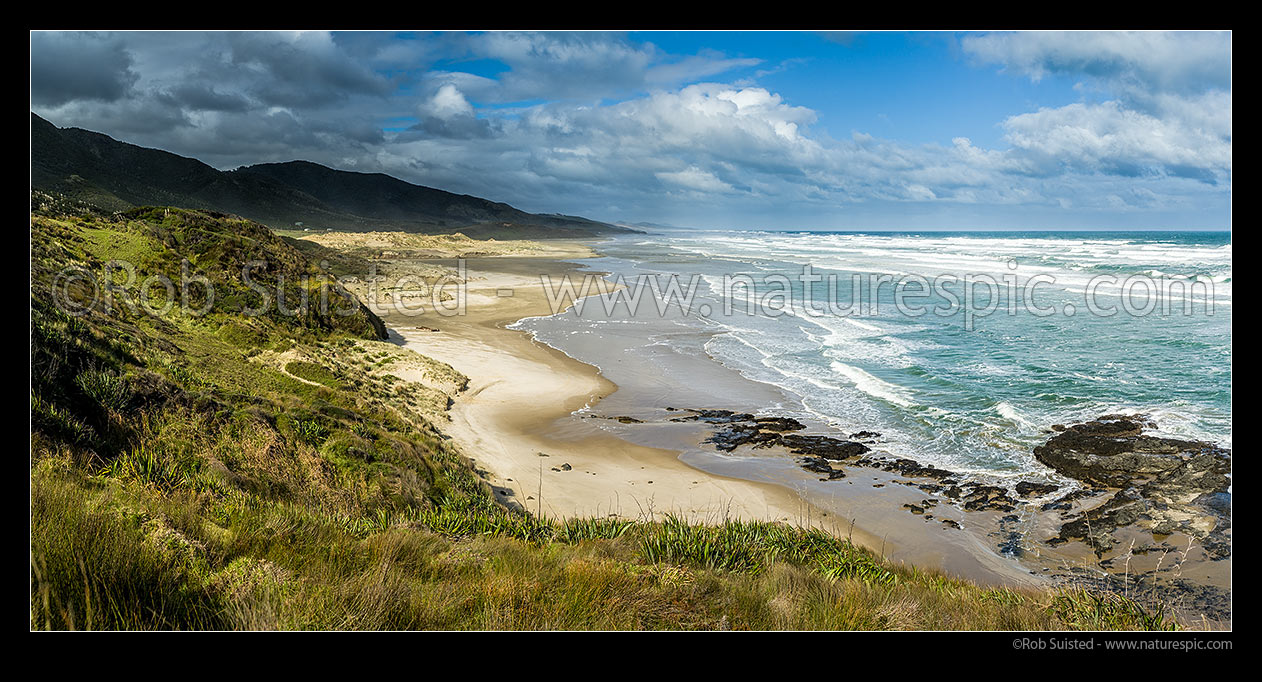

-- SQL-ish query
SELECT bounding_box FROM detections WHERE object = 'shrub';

[75,369,130,410]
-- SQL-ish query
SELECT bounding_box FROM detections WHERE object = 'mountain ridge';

[31,113,633,238]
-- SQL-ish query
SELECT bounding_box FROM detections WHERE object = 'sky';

[30,30,1231,230]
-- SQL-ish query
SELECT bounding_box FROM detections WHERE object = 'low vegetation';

[30,196,1178,630]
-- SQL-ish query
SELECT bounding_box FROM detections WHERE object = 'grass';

[285,361,343,389]
[29,196,1181,631]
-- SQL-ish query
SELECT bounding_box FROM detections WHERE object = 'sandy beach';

[359,247,1049,588]
[380,255,853,526]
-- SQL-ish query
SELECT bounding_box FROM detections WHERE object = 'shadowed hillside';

[31,113,634,238]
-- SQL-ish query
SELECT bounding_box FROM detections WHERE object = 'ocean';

[510,230,1231,489]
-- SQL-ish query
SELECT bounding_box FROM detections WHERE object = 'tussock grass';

[1049,588,1179,631]
[31,471,227,630]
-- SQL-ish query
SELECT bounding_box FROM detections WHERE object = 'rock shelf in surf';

[670,408,1023,512]
[1034,414,1231,559]
[666,408,1231,560]
[605,408,1231,569]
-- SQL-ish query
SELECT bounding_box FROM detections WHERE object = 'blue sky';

[31,31,1231,230]
[636,32,1083,148]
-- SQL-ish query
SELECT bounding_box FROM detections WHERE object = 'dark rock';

[995,513,1026,557]
[1033,414,1226,489]
[892,459,956,480]
[1015,481,1060,498]
[998,534,1024,557]
[704,424,778,452]
[1034,415,1230,558]
[1050,488,1146,555]
[692,412,869,462]
[781,434,870,460]
[799,456,846,480]
[671,409,756,424]
[754,416,807,432]
[960,485,1018,512]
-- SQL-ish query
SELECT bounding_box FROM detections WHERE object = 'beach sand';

[364,250,1044,588]
[379,257,845,525]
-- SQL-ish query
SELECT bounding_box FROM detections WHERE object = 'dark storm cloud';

[31,31,407,173]
[409,116,496,140]
[49,97,190,136]
[164,83,253,113]
[219,32,395,108]
[31,32,138,106]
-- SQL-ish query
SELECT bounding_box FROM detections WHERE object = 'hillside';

[30,113,633,238]
[234,161,619,236]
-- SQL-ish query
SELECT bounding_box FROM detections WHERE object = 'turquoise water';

[517,230,1231,482]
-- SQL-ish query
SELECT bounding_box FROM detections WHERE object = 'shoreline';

[381,258,879,528]
[372,250,1046,588]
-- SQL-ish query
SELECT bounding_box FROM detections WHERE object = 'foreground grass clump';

[1049,588,1179,631]
[30,197,1179,630]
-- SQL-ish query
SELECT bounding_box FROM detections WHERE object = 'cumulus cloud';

[411,84,494,139]
[962,30,1231,95]
[439,32,763,103]
[1002,98,1231,182]
[474,31,658,100]
[220,31,394,107]
[961,30,1231,187]
[656,166,736,193]
[164,83,253,113]
[378,83,1093,215]
[425,84,474,118]
[645,51,763,86]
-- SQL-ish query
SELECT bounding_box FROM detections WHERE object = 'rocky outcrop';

[1035,415,1231,558]
[1015,481,1060,498]
[1034,414,1228,490]
[676,407,1230,567]
[681,410,1023,519]
[672,409,872,462]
